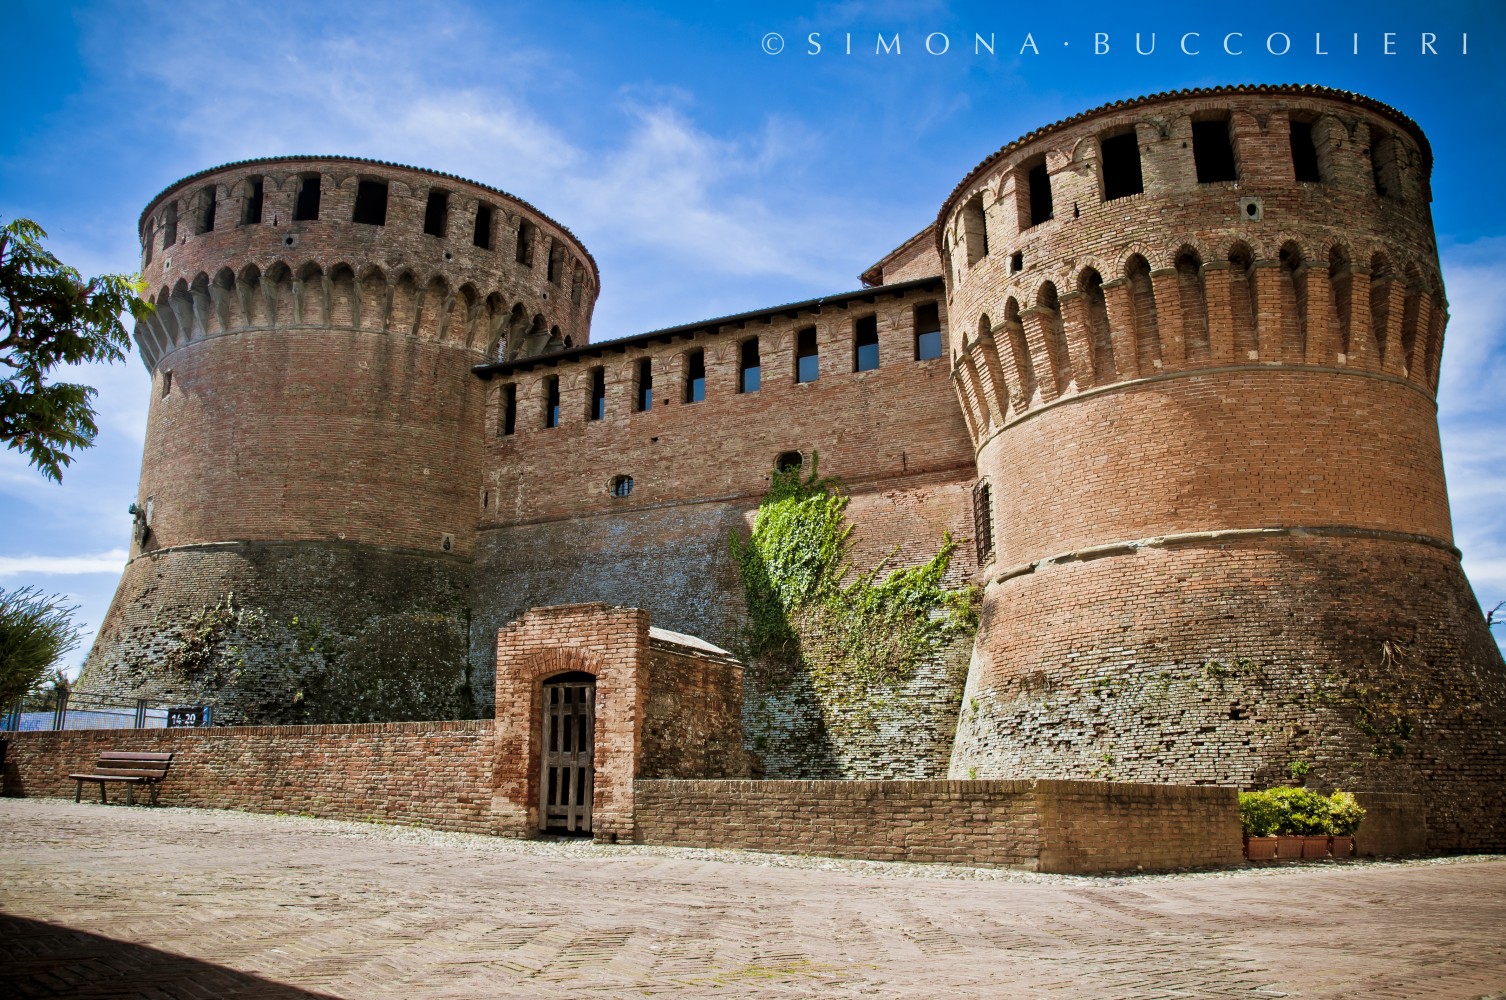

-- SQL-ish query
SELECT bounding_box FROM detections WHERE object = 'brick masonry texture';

[631,779,1242,873]
[69,87,1506,849]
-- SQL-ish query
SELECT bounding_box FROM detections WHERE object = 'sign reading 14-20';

[167,705,211,728]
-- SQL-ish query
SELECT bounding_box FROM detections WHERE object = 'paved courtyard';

[2,797,1504,999]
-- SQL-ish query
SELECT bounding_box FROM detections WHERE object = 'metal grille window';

[973,480,994,563]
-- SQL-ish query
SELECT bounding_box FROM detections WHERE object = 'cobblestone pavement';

[3,798,1504,999]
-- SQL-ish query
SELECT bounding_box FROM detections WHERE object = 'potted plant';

[1239,790,1280,860]
[1327,790,1364,858]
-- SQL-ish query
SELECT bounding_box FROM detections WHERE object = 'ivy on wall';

[730,461,978,710]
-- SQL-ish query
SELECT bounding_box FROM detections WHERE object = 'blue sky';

[2,0,1503,674]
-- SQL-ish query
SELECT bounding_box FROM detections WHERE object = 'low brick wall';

[633,778,1243,872]
[1353,792,1428,856]
[1,722,495,835]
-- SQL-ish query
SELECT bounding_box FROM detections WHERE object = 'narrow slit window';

[1370,132,1399,198]
[1100,132,1144,201]
[352,180,389,225]
[684,349,706,403]
[1290,120,1321,183]
[961,194,988,265]
[795,327,819,383]
[143,223,154,265]
[161,205,178,249]
[1192,119,1238,183]
[161,369,173,397]
[501,384,517,436]
[854,315,879,372]
[914,303,942,360]
[588,367,605,421]
[635,358,653,412]
[473,203,494,249]
[198,187,217,234]
[424,190,448,237]
[973,480,994,562]
[516,220,536,266]
[547,240,564,285]
[544,376,561,428]
[1027,158,1053,227]
[293,174,321,221]
[242,177,264,225]
[739,338,761,393]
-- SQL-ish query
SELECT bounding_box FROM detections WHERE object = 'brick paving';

[2,798,1504,999]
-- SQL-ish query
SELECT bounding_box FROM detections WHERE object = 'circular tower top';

[136,156,599,370]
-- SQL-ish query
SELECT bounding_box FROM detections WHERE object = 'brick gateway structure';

[69,84,1505,853]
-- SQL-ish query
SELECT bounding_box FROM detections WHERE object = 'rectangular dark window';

[501,384,516,436]
[198,187,217,234]
[161,369,173,398]
[684,349,706,403]
[242,177,264,225]
[588,367,605,421]
[352,180,389,225]
[473,203,494,249]
[1192,119,1238,183]
[544,376,560,428]
[973,480,994,562]
[547,240,564,285]
[293,174,321,221]
[914,303,942,361]
[516,220,535,266]
[1290,120,1321,183]
[161,205,177,248]
[635,358,653,412]
[854,315,879,372]
[1027,159,1053,227]
[795,327,818,383]
[424,190,448,237]
[739,338,761,393]
[1100,132,1144,201]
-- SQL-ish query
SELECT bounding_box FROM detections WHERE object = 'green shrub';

[1238,787,1366,837]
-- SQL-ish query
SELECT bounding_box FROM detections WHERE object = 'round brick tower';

[938,85,1505,850]
[77,157,599,724]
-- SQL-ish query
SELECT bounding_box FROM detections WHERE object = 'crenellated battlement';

[136,157,598,369]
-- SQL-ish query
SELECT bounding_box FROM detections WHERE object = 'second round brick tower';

[939,85,1505,851]
[77,157,598,724]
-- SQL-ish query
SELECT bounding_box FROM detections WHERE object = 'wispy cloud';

[0,550,129,578]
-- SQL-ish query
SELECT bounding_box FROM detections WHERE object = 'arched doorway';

[539,671,595,834]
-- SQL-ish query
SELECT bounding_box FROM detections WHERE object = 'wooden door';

[539,675,595,833]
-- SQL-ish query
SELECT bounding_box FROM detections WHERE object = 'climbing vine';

[730,460,978,695]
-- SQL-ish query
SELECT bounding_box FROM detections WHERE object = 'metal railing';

[2,691,180,732]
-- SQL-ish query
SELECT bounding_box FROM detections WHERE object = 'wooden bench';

[69,751,174,806]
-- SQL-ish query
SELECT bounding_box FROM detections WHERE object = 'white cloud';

[0,550,129,578]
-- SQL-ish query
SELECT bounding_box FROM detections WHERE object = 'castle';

[78,85,1506,850]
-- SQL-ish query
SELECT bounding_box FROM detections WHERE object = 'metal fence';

[2,691,185,732]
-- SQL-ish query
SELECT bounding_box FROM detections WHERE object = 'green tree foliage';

[0,585,81,706]
[0,217,149,481]
[1238,787,1367,837]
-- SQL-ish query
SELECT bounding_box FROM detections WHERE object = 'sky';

[2,0,1503,676]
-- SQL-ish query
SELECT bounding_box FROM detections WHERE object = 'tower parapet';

[939,85,1505,851]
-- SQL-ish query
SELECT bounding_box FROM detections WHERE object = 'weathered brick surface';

[1353,792,1429,857]
[632,778,1240,873]
[641,641,749,780]
[1,722,495,834]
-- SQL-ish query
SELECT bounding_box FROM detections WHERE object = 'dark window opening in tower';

[424,190,448,237]
[685,349,706,403]
[914,303,942,360]
[1027,159,1053,227]
[635,358,653,412]
[795,326,819,383]
[544,376,561,428]
[1289,120,1322,183]
[1100,132,1144,201]
[1370,132,1399,198]
[739,338,761,393]
[473,203,494,249]
[142,222,153,264]
[548,240,565,284]
[589,366,606,421]
[854,315,880,372]
[501,384,517,436]
[1192,119,1238,183]
[516,220,536,266]
[353,180,389,225]
[161,204,177,248]
[293,174,322,221]
[198,187,217,234]
[962,194,988,265]
[973,480,994,563]
[776,451,803,472]
[242,177,264,225]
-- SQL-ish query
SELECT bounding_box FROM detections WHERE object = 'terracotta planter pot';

[1330,835,1353,858]
[1301,835,1330,859]
[1276,835,1306,859]
[1245,836,1278,861]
